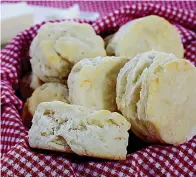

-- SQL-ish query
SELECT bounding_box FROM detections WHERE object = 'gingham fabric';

[1,1,196,16]
[1,2,196,177]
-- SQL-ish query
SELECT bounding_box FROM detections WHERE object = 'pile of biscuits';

[22,15,196,160]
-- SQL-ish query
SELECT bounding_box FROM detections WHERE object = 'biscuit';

[137,52,178,142]
[117,51,196,145]
[106,15,184,59]
[117,51,162,141]
[30,21,106,83]
[22,83,69,128]
[68,56,129,111]
[28,101,131,160]
[145,59,196,145]
[30,40,72,84]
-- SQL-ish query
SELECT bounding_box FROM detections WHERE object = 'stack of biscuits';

[22,15,196,161]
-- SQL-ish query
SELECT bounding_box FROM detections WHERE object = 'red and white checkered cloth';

[1,1,196,16]
[1,2,196,177]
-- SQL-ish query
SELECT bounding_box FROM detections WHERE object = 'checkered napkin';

[2,1,196,16]
[1,3,196,177]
